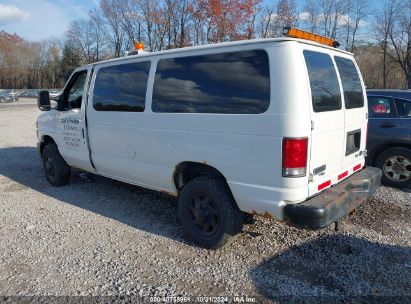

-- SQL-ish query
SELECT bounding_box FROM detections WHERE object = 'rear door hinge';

[311,120,314,130]
[308,173,314,182]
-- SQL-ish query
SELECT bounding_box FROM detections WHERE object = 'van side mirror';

[38,90,51,111]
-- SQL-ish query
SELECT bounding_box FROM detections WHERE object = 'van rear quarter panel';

[149,43,310,184]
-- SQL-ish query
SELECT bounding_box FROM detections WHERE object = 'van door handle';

[379,123,395,128]
[82,128,85,138]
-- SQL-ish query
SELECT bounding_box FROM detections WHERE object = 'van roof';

[85,37,353,68]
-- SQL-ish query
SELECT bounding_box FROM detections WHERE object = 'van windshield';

[335,57,364,109]
[303,50,341,112]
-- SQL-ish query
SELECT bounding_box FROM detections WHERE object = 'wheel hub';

[392,163,404,174]
[384,155,411,182]
[189,195,219,236]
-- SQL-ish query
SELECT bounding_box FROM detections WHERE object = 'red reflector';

[353,164,361,172]
[338,171,348,180]
[282,138,308,168]
[318,180,331,191]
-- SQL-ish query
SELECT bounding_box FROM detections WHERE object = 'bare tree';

[257,0,297,38]
[374,0,398,88]
[67,19,94,63]
[387,0,411,88]
[301,0,320,32]
[116,0,143,45]
[89,9,110,61]
[341,0,369,51]
[100,0,126,57]
[257,5,275,38]
[276,0,298,30]
[317,0,348,39]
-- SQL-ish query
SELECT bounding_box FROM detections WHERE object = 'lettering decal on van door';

[60,116,85,148]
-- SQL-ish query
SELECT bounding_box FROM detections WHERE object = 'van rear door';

[334,56,367,175]
[303,50,345,196]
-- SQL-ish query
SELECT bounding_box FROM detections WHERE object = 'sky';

[0,0,98,41]
[0,0,380,42]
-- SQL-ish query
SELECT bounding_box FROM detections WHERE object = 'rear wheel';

[375,147,411,188]
[178,176,243,249]
[42,144,71,186]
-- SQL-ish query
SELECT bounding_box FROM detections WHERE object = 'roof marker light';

[283,27,340,48]
[125,42,147,56]
[134,42,144,51]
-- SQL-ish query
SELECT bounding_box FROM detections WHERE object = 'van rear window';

[303,50,341,112]
[152,50,270,114]
[335,57,364,109]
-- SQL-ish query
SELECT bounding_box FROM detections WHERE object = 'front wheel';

[42,144,71,186]
[178,176,243,249]
[375,147,411,188]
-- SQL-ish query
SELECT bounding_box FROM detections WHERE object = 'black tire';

[178,176,243,249]
[375,147,411,188]
[42,144,71,186]
[243,212,256,225]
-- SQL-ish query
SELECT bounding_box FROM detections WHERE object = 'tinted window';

[335,57,364,109]
[93,61,150,112]
[368,96,396,118]
[367,90,411,100]
[152,50,270,114]
[303,50,341,112]
[395,98,411,117]
[66,71,87,109]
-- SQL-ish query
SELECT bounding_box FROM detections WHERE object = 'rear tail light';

[282,137,308,177]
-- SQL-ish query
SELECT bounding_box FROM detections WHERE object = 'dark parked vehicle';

[0,91,17,103]
[366,90,411,188]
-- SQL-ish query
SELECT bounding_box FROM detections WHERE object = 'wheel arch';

[172,162,240,207]
[173,161,228,190]
[39,135,56,156]
[371,143,411,165]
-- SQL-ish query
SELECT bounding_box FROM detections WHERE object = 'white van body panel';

[37,38,367,221]
[301,46,368,196]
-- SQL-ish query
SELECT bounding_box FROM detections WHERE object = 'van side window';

[368,96,396,118]
[335,57,364,109]
[58,71,87,110]
[67,72,87,109]
[303,50,341,112]
[395,98,411,117]
[152,50,270,114]
[93,61,150,112]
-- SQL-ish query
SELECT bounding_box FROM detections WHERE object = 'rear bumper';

[284,166,382,229]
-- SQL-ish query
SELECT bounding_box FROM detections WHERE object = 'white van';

[36,30,381,248]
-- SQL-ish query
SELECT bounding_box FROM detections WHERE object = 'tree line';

[1,0,411,89]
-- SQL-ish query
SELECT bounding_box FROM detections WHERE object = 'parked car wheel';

[42,144,71,186]
[178,176,243,249]
[375,147,411,188]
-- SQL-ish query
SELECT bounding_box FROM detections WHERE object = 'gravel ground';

[0,99,410,302]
